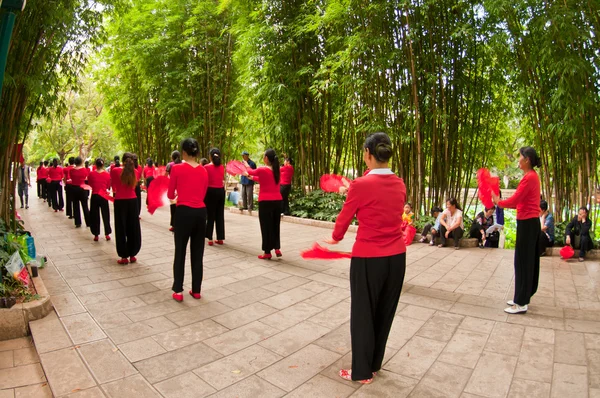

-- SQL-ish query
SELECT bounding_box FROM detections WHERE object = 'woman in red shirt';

[47,158,64,212]
[133,154,143,217]
[493,146,542,314]
[69,157,90,228]
[111,152,142,265]
[279,157,294,215]
[88,158,112,241]
[204,148,226,246]
[167,138,208,302]
[243,148,283,259]
[326,132,407,385]
[38,161,49,202]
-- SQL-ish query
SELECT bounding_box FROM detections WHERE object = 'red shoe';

[93,235,99,242]
[207,241,214,246]
[275,249,282,257]
[105,235,111,241]
[169,227,174,232]
[117,258,129,265]
[216,240,224,245]
[54,210,58,212]
[338,369,373,384]
[59,209,64,212]
[172,292,183,302]
[258,253,272,260]
[189,290,201,299]
[129,256,137,263]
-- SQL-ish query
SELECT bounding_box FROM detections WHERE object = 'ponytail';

[120,152,137,188]
[264,149,280,184]
[209,148,222,167]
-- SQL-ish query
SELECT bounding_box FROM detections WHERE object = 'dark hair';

[446,197,462,211]
[405,202,412,209]
[84,160,89,168]
[95,158,105,169]
[209,148,222,167]
[132,154,139,169]
[431,206,442,216]
[114,155,120,168]
[363,132,393,163]
[285,157,294,166]
[146,158,153,167]
[540,200,548,211]
[234,187,238,191]
[181,138,200,157]
[264,148,280,184]
[43,160,48,166]
[39,161,43,166]
[519,146,542,168]
[52,158,58,167]
[200,158,209,166]
[171,150,181,162]
[120,152,137,188]
[579,206,589,215]
[68,157,75,165]
[485,206,496,212]
[74,157,83,166]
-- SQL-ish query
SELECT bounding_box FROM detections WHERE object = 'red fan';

[147,175,170,215]
[404,224,417,246]
[226,160,247,176]
[301,243,352,260]
[477,168,500,208]
[81,184,92,191]
[155,166,167,177]
[97,190,114,203]
[320,174,352,193]
[559,245,574,259]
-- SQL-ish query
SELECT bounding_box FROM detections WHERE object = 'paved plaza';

[1,196,599,397]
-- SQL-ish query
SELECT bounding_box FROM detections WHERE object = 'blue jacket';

[240,159,256,185]
[543,213,555,242]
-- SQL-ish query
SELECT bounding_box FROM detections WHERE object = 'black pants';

[37,180,43,198]
[513,217,541,306]
[421,222,433,237]
[469,224,485,244]
[539,232,553,256]
[258,200,282,252]
[114,198,141,259]
[170,204,176,227]
[145,177,154,205]
[40,179,48,200]
[172,206,206,293]
[72,186,90,227]
[570,232,593,258]
[439,225,464,247]
[280,184,291,215]
[135,184,142,216]
[350,253,406,381]
[49,181,64,211]
[90,194,111,236]
[46,181,53,207]
[65,184,74,217]
[205,187,225,241]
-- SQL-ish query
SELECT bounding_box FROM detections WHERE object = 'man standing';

[18,160,31,209]
[240,151,256,211]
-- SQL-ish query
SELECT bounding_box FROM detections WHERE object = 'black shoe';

[241,207,248,210]
[68,216,73,219]
[75,224,81,228]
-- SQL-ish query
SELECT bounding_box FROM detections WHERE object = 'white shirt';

[442,208,464,230]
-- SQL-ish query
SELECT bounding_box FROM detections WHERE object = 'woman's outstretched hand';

[323,237,338,245]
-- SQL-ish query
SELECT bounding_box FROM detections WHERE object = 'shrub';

[289,189,353,224]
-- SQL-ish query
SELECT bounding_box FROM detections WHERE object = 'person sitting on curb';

[566,207,593,262]
[538,200,554,256]
[419,206,442,244]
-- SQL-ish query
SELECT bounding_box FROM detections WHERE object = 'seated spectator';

[228,187,240,206]
[566,207,593,262]
[438,198,464,250]
[402,202,414,225]
[469,206,495,248]
[539,200,554,256]
[419,206,442,244]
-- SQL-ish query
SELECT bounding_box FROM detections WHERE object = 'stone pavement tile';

[416,312,464,342]
[554,331,587,365]
[408,361,472,398]
[13,383,52,398]
[458,294,506,309]
[296,281,332,294]
[565,308,600,322]
[514,341,553,383]
[151,319,228,351]
[306,273,350,289]
[102,283,158,301]
[454,279,486,296]
[218,287,277,309]
[458,317,495,334]
[153,372,215,398]
[193,345,282,390]
[396,305,436,321]
[484,322,524,357]
[123,301,184,323]
[201,275,239,290]
[0,389,13,397]
[13,348,39,367]
[204,321,279,356]
[118,272,170,287]
[0,351,13,369]
[205,375,285,398]
[507,379,550,398]
[313,322,351,355]
[51,293,86,317]
[383,336,447,379]
[63,386,105,397]
[39,348,95,396]
[585,333,600,349]
[386,316,425,350]
[0,364,45,390]
[464,352,518,398]
[29,312,72,354]
[212,302,277,329]
[223,275,274,294]
[259,302,323,331]
[523,326,555,345]
[303,287,350,310]
[527,305,564,318]
[137,289,176,305]
[65,276,94,287]
[399,293,455,311]
[94,312,133,330]
[507,313,565,330]
[260,287,317,310]
[260,321,331,357]
[134,342,223,384]
[437,329,488,369]
[348,371,416,397]
[77,339,138,384]
[0,338,32,352]
[589,350,600,389]
[78,293,110,306]
[449,302,508,322]
[555,291,580,309]
[409,286,461,302]
[307,301,351,330]
[61,313,107,345]
[566,318,600,333]
[118,337,167,363]
[104,316,177,345]
[86,296,146,317]
[165,302,232,327]
[285,374,355,398]
[257,344,341,392]
[550,363,588,398]
[72,281,124,296]
[592,389,600,398]
[101,374,160,398]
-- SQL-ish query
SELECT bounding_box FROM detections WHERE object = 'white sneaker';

[506,300,515,306]
[504,304,528,314]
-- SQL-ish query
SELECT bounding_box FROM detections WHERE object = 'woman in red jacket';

[243,149,283,259]
[493,146,542,314]
[47,158,64,212]
[88,158,112,241]
[167,138,208,302]
[69,157,90,228]
[326,132,406,385]
[204,148,226,246]
[111,153,142,265]
[279,157,294,215]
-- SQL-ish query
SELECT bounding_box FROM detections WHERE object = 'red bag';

[404,224,417,246]
[559,245,574,259]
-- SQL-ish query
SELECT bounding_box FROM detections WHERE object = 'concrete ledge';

[414,236,479,248]
[0,269,53,341]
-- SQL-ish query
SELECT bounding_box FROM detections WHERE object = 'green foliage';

[289,189,351,224]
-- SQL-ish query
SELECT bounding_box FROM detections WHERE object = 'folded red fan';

[477,168,500,208]
[96,190,114,202]
[320,174,352,193]
[226,160,247,176]
[559,245,574,259]
[300,243,352,260]
[147,175,170,215]
[81,184,92,191]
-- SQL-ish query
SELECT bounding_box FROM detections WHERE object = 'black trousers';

[570,232,593,258]
[71,186,90,227]
[46,181,53,207]
[90,194,112,236]
[135,184,142,216]
[37,180,43,198]
[539,232,553,256]
[513,217,541,306]
[421,222,433,237]
[49,181,64,211]
[40,179,48,200]
[114,198,141,259]
[280,184,292,215]
[170,204,176,227]
[205,187,225,241]
[439,225,464,247]
[145,177,154,205]
[350,253,406,381]
[172,206,206,293]
[258,200,282,252]
[469,224,485,243]
[65,184,74,217]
